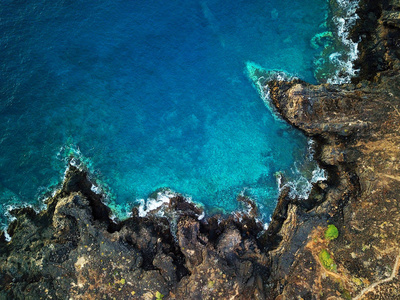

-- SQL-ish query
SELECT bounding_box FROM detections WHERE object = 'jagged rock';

[0,165,269,299]
[262,0,400,298]
[177,217,204,269]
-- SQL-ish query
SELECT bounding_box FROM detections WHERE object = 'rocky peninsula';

[1,0,400,299]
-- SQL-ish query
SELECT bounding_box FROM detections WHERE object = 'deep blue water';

[0,0,329,223]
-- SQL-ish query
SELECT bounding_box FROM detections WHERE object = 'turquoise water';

[0,0,330,223]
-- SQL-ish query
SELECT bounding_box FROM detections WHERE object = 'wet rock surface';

[1,0,400,299]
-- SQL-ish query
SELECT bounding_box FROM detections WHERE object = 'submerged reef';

[2,0,400,298]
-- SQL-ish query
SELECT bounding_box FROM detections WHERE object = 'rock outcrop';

[0,166,270,299]
[264,0,400,298]
[1,0,400,299]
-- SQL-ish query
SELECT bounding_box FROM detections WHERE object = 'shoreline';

[2,0,400,298]
[0,0,356,229]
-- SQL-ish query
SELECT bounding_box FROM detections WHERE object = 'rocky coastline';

[2,0,400,299]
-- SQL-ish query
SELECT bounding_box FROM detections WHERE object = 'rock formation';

[264,0,400,297]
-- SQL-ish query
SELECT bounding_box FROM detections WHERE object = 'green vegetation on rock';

[319,249,337,272]
[325,224,339,240]
[155,291,164,300]
[342,290,352,300]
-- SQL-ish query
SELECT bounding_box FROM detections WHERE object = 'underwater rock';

[310,31,335,49]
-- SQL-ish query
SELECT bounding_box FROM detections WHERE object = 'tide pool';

[0,0,332,224]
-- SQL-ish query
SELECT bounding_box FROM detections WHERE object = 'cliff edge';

[265,0,400,298]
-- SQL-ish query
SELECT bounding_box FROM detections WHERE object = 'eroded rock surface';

[0,166,270,299]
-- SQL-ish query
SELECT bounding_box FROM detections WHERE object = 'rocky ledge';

[2,0,400,299]
[0,165,272,299]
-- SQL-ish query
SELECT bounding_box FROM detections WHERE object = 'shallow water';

[0,0,333,224]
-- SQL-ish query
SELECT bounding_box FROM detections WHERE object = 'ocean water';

[0,0,346,225]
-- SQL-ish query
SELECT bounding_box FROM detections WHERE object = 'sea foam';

[138,190,177,218]
[327,0,360,84]
[277,139,327,200]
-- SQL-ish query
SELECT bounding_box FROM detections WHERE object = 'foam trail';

[3,230,11,242]
[327,0,360,84]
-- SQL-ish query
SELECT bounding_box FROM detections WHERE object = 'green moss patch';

[319,249,337,272]
[325,224,339,240]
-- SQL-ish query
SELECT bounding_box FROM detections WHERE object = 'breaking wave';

[278,139,327,200]
[313,0,360,84]
[137,190,177,218]
[328,0,360,84]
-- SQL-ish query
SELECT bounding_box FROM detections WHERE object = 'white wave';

[328,0,360,84]
[5,204,23,222]
[90,184,102,195]
[276,172,283,190]
[51,188,59,197]
[5,202,46,216]
[263,221,270,231]
[3,229,11,242]
[276,138,327,200]
[110,214,118,223]
[197,210,205,220]
[285,164,327,200]
[311,165,328,184]
[307,138,316,160]
[138,190,176,217]
[69,158,79,168]
[1,203,41,242]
